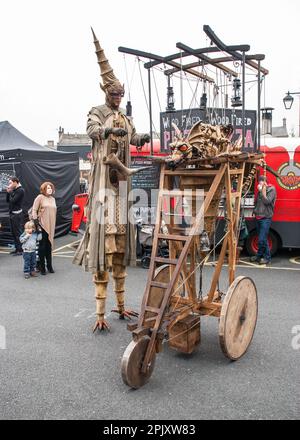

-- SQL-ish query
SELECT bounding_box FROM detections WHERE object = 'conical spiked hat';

[91,27,123,93]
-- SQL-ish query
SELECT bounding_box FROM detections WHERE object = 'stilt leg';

[93,270,110,332]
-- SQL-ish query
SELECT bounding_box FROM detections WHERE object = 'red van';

[244,138,300,255]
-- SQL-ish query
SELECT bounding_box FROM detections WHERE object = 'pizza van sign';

[277,161,300,190]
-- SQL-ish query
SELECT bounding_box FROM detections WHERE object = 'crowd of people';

[4,171,277,280]
[6,177,57,278]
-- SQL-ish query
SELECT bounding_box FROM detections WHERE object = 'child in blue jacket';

[20,221,42,278]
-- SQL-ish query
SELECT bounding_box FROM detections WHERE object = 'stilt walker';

[73,28,150,331]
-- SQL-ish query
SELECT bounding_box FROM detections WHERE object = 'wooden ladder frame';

[136,160,246,373]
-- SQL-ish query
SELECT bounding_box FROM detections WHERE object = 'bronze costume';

[73,29,149,331]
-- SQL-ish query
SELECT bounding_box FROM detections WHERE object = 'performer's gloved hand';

[140,134,150,146]
[104,128,128,138]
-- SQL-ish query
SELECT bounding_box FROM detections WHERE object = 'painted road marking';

[206,260,300,271]
[52,250,74,254]
[289,256,300,265]
[74,310,112,320]
[53,255,74,258]
[74,309,88,318]
[53,240,80,253]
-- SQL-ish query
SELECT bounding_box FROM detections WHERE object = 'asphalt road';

[0,234,299,420]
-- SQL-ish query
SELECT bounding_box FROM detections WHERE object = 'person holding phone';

[6,177,25,255]
[250,175,277,265]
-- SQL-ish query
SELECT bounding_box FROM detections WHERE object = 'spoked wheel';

[219,276,258,360]
[121,336,156,389]
[154,264,186,296]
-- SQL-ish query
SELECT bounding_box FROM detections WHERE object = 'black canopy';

[0,121,80,245]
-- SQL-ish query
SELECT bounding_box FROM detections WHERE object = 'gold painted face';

[107,91,124,109]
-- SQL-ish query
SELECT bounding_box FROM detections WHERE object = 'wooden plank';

[164,170,219,176]
[229,169,244,175]
[150,281,168,289]
[189,241,197,300]
[157,233,188,241]
[138,164,165,327]
[154,257,178,265]
[171,226,191,233]
[224,165,235,284]
[172,240,195,300]
[233,163,245,238]
[207,233,229,302]
[145,306,161,313]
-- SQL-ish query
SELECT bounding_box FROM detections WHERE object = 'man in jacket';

[6,177,25,255]
[251,175,276,265]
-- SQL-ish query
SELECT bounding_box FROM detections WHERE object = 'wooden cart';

[121,154,260,389]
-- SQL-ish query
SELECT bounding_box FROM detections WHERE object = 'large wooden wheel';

[121,336,156,389]
[219,276,258,360]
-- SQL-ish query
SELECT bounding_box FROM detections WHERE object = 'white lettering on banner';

[162,116,170,130]
[235,128,254,148]
[291,325,300,350]
[164,131,171,147]
[231,114,253,126]
[181,115,201,129]
[128,188,149,226]
[210,114,231,126]
[0,325,6,349]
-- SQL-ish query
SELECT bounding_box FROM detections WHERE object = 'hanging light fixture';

[200,92,207,111]
[283,92,294,110]
[231,78,242,107]
[126,100,132,117]
[166,86,175,112]
[199,230,210,253]
[166,75,175,112]
[200,80,207,111]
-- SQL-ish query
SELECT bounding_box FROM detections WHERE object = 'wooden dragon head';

[166,123,194,168]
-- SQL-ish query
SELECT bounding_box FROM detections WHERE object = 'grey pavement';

[0,234,299,420]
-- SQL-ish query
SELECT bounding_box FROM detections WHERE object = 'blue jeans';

[256,218,272,261]
[23,252,36,273]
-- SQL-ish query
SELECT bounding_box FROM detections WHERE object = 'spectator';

[20,221,42,279]
[250,175,276,265]
[6,177,25,256]
[32,181,57,275]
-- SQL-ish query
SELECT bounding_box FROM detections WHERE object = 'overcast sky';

[1,0,300,145]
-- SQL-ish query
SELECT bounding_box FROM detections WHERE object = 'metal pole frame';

[119,26,268,155]
[148,68,153,155]
[166,74,173,151]
[242,51,246,150]
[257,61,261,153]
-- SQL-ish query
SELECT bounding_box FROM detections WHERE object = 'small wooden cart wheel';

[121,336,156,389]
[219,276,258,360]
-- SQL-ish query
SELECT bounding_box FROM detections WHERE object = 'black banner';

[160,107,257,153]
[131,156,161,220]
